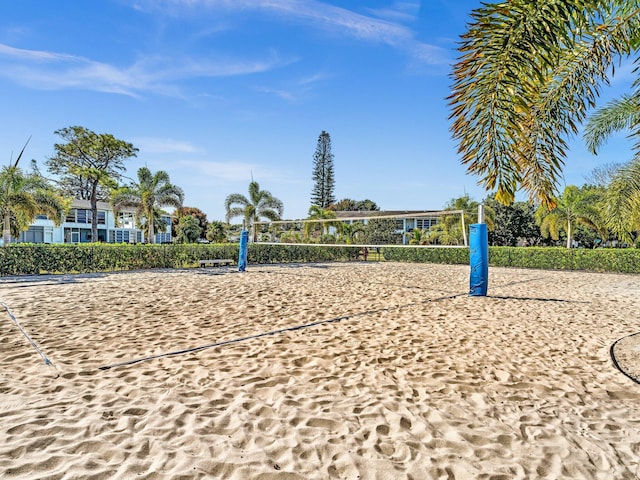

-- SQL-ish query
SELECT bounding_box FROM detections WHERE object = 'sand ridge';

[1,262,639,479]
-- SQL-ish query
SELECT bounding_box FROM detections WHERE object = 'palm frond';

[584,93,640,153]
[450,0,640,207]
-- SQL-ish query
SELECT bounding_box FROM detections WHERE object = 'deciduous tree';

[47,126,138,242]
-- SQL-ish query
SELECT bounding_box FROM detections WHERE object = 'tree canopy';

[225,180,283,241]
[175,214,202,244]
[330,198,379,211]
[47,126,138,241]
[111,167,183,244]
[311,131,336,208]
[173,206,208,239]
[1,140,70,245]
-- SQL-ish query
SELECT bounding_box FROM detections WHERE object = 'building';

[17,199,172,244]
[333,210,453,245]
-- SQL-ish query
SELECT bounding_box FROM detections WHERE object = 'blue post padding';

[469,223,488,296]
[238,230,249,272]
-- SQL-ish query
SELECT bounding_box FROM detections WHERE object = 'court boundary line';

[98,292,465,371]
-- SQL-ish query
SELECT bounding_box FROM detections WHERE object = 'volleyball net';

[248,210,468,263]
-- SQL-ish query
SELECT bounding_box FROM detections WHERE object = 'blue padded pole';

[469,223,488,296]
[238,230,249,272]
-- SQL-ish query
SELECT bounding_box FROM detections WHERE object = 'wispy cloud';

[135,0,449,65]
[0,43,290,97]
[255,69,331,101]
[131,137,201,154]
[0,43,81,62]
[171,159,277,183]
[365,1,421,24]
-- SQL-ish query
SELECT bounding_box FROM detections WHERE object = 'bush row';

[1,244,639,276]
[381,246,469,265]
[0,243,364,275]
[0,244,239,275]
[383,246,640,273]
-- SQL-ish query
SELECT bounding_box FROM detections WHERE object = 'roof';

[333,210,451,219]
[71,198,138,214]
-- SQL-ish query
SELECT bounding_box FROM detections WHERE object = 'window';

[66,209,76,223]
[416,218,437,230]
[114,230,130,243]
[97,211,106,225]
[76,209,87,223]
[119,213,134,228]
[20,227,44,243]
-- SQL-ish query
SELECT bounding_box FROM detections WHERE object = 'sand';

[0,262,639,479]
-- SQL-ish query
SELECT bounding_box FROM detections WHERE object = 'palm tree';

[225,181,283,241]
[439,195,495,245]
[535,185,600,248]
[1,141,70,246]
[425,223,457,246]
[175,214,202,244]
[600,159,640,244]
[583,83,640,244]
[206,221,228,243]
[111,167,184,244]
[584,90,640,159]
[450,1,640,209]
[340,222,365,244]
[304,205,341,239]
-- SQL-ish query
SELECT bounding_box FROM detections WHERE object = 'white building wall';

[18,199,174,244]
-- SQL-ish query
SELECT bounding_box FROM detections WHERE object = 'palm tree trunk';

[90,182,99,243]
[148,221,155,244]
[566,220,572,248]
[3,213,11,246]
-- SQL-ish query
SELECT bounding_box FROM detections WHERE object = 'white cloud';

[0,43,81,62]
[134,0,446,65]
[131,137,201,154]
[0,43,290,97]
[365,1,421,24]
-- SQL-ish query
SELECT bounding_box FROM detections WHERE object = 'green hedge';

[384,246,640,274]
[0,243,364,275]
[489,246,640,273]
[0,243,239,275]
[1,243,639,276]
[381,246,470,265]
[248,244,361,264]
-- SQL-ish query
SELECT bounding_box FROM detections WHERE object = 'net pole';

[461,211,467,247]
[238,230,249,272]
[469,204,488,296]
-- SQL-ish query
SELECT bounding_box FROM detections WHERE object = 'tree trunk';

[566,220,572,248]
[90,182,99,243]
[3,213,11,246]
[148,218,155,244]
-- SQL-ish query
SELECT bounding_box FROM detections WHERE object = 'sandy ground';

[0,262,639,479]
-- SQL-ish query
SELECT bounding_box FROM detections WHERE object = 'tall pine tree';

[311,131,335,208]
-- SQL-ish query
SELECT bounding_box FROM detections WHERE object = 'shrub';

[2,243,639,276]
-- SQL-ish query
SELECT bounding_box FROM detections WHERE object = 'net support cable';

[99,291,465,371]
[1,300,58,375]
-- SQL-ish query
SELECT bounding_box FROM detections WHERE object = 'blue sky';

[1,1,637,222]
